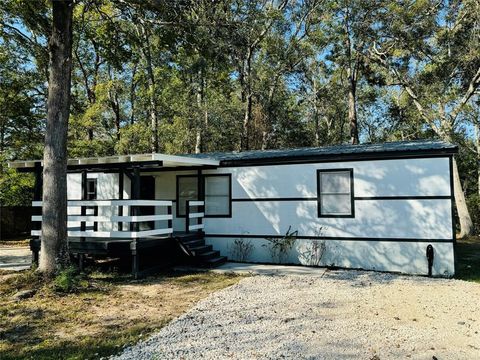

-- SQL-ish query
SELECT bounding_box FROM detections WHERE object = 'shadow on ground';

[455,236,480,283]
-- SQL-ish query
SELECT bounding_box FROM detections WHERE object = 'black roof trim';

[182,140,457,166]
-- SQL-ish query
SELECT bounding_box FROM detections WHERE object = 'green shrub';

[53,267,83,293]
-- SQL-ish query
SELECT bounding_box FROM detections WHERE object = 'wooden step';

[197,250,220,261]
[188,244,212,256]
[181,238,205,248]
[201,255,227,268]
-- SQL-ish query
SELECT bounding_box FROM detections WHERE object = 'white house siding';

[153,170,197,231]
[66,172,126,232]
[201,157,455,276]
[65,156,455,276]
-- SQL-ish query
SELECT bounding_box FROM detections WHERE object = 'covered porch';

[9,153,225,277]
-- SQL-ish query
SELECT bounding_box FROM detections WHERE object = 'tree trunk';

[476,121,480,197]
[39,0,74,275]
[138,23,158,152]
[241,50,252,151]
[452,157,473,238]
[348,77,359,144]
[195,65,206,154]
[130,62,137,125]
[0,117,5,153]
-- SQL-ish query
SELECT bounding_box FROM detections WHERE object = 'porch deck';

[30,231,208,276]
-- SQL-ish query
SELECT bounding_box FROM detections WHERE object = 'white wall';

[66,172,122,231]
[204,157,451,198]
[205,237,455,276]
[153,170,196,231]
[201,156,455,276]
[66,156,455,276]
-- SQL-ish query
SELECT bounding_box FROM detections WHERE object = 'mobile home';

[9,140,457,277]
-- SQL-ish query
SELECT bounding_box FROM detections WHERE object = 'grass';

[455,236,480,283]
[0,269,244,360]
[0,237,30,247]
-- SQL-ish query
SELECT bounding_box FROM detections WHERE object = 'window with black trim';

[176,174,232,217]
[86,179,97,200]
[204,174,231,217]
[317,169,354,217]
[177,176,198,217]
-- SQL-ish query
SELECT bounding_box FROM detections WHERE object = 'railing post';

[79,170,88,270]
[198,202,204,233]
[31,162,42,267]
[185,200,190,233]
[118,170,124,231]
[167,204,172,234]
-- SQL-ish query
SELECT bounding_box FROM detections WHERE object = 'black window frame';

[317,168,355,218]
[86,178,97,200]
[176,174,232,218]
[203,174,232,218]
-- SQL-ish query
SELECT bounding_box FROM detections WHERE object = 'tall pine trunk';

[39,0,74,274]
[452,157,473,238]
[138,22,158,153]
[241,50,252,151]
[348,74,359,145]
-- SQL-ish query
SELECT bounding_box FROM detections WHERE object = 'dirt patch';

[0,271,243,360]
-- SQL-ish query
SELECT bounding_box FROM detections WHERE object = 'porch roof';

[8,153,219,172]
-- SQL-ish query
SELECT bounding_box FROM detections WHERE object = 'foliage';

[0,0,479,230]
[229,238,254,262]
[298,227,327,266]
[0,156,34,206]
[263,226,298,264]
[53,266,86,293]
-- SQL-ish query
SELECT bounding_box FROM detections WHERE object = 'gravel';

[112,270,480,360]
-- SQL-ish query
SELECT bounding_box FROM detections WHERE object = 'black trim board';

[204,233,454,243]
[217,152,456,168]
[231,196,451,202]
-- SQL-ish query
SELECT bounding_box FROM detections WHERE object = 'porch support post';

[130,166,140,232]
[130,166,140,278]
[197,169,204,233]
[31,162,43,266]
[79,170,87,270]
[118,169,124,231]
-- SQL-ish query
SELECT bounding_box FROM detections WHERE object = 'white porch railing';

[185,200,205,233]
[31,200,173,238]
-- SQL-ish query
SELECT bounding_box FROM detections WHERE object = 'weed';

[263,226,298,263]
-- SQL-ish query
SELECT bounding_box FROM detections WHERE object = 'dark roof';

[183,140,457,165]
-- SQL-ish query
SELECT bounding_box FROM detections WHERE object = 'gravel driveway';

[113,270,480,360]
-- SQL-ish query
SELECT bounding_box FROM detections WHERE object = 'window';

[86,179,97,200]
[317,169,354,217]
[176,174,232,217]
[204,175,231,217]
[177,176,198,217]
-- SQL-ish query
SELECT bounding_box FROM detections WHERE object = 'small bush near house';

[264,226,298,263]
[299,240,327,267]
[229,238,254,262]
[53,266,86,293]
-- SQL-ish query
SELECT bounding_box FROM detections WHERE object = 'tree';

[39,0,74,274]
[370,0,480,237]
